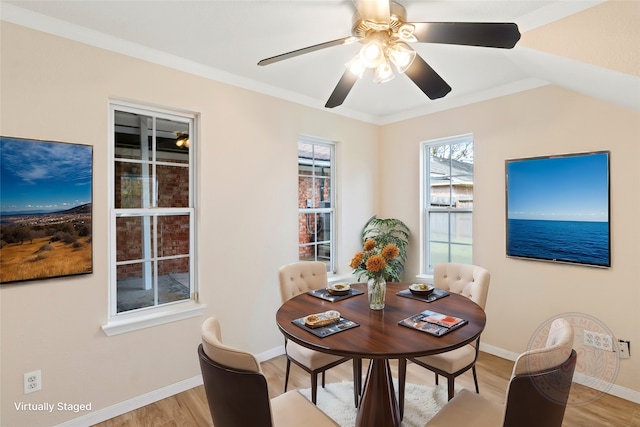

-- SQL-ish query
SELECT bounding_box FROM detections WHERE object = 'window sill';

[328,273,357,284]
[101,301,206,336]
[414,273,434,284]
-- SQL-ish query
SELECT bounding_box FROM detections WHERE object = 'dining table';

[275,281,487,427]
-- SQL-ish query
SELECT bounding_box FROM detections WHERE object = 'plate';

[409,283,434,295]
[304,310,341,328]
[327,282,351,296]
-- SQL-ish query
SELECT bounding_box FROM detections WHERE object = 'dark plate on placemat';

[396,288,449,303]
[292,317,360,338]
[308,288,364,302]
[327,282,351,296]
[409,283,434,295]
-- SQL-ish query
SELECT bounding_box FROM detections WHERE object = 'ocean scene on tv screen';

[506,152,610,267]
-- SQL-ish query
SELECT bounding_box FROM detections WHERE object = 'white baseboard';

[54,346,286,427]
[572,372,640,404]
[256,344,285,362]
[479,342,520,362]
[57,342,639,426]
[480,342,640,404]
[54,375,204,427]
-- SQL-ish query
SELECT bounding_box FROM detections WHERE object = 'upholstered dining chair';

[198,316,340,427]
[399,262,490,407]
[424,317,576,427]
[278,261,361,406]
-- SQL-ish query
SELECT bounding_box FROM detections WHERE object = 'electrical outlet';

[24,370,41,394]
[584,330,614,352]
[618,340,631,359]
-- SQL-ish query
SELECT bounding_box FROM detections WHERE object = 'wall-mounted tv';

[505,151,610,268]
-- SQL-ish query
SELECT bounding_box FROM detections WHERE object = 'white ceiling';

[3,0,629,124]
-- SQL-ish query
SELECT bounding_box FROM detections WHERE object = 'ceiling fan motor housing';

[352,1,408,38]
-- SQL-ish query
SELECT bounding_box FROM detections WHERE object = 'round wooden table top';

[276,282,486,360]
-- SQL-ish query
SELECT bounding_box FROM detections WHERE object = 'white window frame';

[420,134,474,276]
[298,136,336,274]
[103,101,204,336]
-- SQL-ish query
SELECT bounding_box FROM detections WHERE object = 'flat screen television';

[505,151,610,268]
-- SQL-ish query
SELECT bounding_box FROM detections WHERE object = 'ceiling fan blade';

[258,36,356,66]
[325,70,360,108]
[353,0,390,24]
[411,22,521,49]
[404,54,451,100]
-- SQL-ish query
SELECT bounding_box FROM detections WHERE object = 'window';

[298,138,335,273]
[422,135,473,274]
[105,102,201,334]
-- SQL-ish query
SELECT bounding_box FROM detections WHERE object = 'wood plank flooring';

[93,352,640,427]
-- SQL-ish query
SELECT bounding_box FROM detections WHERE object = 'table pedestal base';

[355,359,401,427]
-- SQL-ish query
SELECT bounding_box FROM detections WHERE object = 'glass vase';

[367,277,386,310]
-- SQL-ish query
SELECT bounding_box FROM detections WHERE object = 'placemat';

[308,288,364,302]
[396,288,449,303]
[292,317,360,338]
[398,309,467,337]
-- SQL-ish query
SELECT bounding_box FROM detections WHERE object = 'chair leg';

[398,358,407,420]
[434,372,439,385]
[472,365,479,393]
[322,371,326,388]
[284,358,291,392]
[353,358,362,408]
[447,377,455,401]
[311,372,318,404]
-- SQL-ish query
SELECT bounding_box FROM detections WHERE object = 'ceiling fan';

[258,0,521,108]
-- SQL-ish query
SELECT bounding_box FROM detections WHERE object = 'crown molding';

[509,46,640,112]
[2,0,629,126]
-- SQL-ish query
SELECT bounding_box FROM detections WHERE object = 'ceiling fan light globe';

[373,60,394,83]
[388,42,416,73]
[360,41,384,68]
[346,56,366,78]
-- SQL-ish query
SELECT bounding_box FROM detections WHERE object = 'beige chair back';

[423,317,576,427]
[278,261,328,303]
[200,316,341,427]
[501,318,576,427]
[433,263,490,309]
[201,316,262,373]
[511,317,574,377]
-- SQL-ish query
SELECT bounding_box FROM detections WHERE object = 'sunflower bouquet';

[350,239,400,282]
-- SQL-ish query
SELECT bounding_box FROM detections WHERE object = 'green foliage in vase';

[360,216,410,282]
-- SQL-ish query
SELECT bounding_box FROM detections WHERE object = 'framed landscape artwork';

[0,137,93,284]
[505,151,610,268]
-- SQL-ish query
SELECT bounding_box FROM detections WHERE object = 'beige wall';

[379,85,640,393]
[2,13,640,426]
[0,22,378,426]
[519,1,640,76]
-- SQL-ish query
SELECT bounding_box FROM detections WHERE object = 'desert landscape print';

[0,137,93,284]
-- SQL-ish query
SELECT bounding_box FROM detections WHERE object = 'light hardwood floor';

[94,352,640,427]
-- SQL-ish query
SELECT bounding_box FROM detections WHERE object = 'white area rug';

[299,381,451,427]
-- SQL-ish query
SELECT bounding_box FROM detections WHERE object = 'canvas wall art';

[505,151,610,268]
[0,137,93,284]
